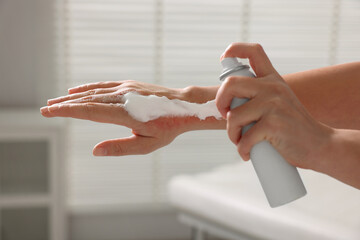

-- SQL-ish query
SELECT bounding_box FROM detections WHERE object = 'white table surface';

[169,162,360,240]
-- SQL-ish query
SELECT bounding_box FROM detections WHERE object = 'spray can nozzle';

[220,58,250,81]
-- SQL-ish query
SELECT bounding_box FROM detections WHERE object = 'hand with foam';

[40,81,225,156]
[216,43,334,170]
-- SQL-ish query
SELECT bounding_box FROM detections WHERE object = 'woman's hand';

[41,81,224,156]
[216,43,334,170]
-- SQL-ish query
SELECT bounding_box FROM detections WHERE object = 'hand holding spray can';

[219,58,307,207]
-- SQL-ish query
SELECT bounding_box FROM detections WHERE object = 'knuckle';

[122,82,134,88]
[78,84,87,90]
[224,76,239,86]
[117,88,134,95]
[83,96,93,101]
[252,43,264,53]
[229,42,236,47]
[55,104,64,111]
[123,80,136,86]
[223,42,238,56]
[113,144,125,155]
[269,82,286,95]
[84,103,96,117]
[85,83,92,90]
[228,42,237,50]
[226,110,233,120]
[87,89,97,95]
[267,96,290,117]
[264,114,282,134]
[266,96,283,109]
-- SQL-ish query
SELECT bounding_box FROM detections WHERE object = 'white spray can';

[220,57,307,207]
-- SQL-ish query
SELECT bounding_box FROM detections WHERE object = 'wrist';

[315,128,360,189]
[171,116,226,135]
[311,126,338,173]
[180,85,219,103]
[171,85,226,132]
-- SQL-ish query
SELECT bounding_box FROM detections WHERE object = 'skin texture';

[216,43,334,172]
[41,81,225,156]
[216,43,360,189]
[40,42,360,189]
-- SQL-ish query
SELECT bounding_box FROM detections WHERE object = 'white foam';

[123,92,222,122]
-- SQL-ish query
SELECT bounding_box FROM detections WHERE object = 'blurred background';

[0,0,359,239]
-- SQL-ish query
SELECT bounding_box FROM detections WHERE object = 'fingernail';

[225,111,231,120]
[48,104,60,112]
[68,88,77,93]
[94,147,107,156]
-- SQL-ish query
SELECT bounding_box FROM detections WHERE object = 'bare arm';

[283,62,360,188]
[203,61,360,189]
[189,62,360,130]
[284,62,360,130]
[284,62,360,188]
[215,42,360,189]
[41,56,360,188]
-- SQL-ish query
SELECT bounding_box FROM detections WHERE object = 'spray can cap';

[220,57,250,81]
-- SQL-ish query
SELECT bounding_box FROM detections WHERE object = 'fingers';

[62,92,123,104]
[39,106,55,118]
[68,81,122,94]
[226,98,263,144]
[220,42,276,77]
[236,119,270,161]
[48,88,117,105]
[216,76,262,118]
[93,135,157,156]
[41,102,137,127]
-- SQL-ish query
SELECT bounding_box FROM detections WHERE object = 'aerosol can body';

[220,57,307,207]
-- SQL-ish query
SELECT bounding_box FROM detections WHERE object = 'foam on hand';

[123,92,222,122]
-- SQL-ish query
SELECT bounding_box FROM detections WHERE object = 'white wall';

[69,204,191,240]
[0,0,56,108]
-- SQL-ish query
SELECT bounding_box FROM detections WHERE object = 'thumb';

[93,135,156,156]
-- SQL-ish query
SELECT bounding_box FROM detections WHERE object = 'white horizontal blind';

[161,0,247,88]
[337,0,360,64]
[249,0,334,74]
[158,0,248,199]
[66,0,157,207]
[63,0,360,207]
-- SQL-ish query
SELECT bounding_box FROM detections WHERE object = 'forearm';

[178,85,226,131]
[181,62,360,131]
[314,128,360,189]
[284,62,360,130]
[182,85,220,103]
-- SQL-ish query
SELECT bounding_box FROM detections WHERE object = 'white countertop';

[169,162,360,240]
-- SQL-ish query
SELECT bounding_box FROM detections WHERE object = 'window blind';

[62,0,360,207]
[337,0,360,63]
